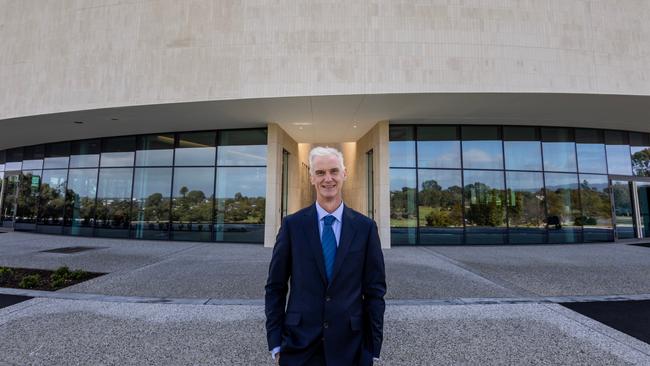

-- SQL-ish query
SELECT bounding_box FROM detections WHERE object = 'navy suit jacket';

[265,204,386,366]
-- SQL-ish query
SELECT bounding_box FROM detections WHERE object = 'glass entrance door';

[637,182,650,238]
[1,173,20,228]
[612,180,636,239]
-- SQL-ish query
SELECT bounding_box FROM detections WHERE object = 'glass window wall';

[579,174,613,242]
[101,136,135,167]
[418,169,463,244]
[630,132,650,177]
[417,126,460,169]
[95,168,133,238]
[6,148,23,171]
[389,169,417,245]
[504,127,542,171]
[172,167,214,241]
[15,170,42,230]
[575,129,607,174]
[389,126,416,168]
[506,171,546,244]
[463,170,506,244]
[461,126,503,170]
[605,131,632,176]
[542,128,577,172]
[70,139,100,168]
[131,167,172,240]
[64,168,98,236]
[175,132,216,166]
[44,142,70,169]
[37,169,67,234]
[22,145,44,170]
[544,172,581,243]
[136,134,174,166]
[214,167,266,243]
[217,130,267,166]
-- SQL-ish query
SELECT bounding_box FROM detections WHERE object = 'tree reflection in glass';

[506,172,546,243]
[579,174,613,242]
[95,168,133,238]
[172,167,214,241]
[418,169,463,244]
[64,169,98,236]
[612,181,635,239]
[131,168,172,240]
[390,169,417,245]
[214,167,266,243]
[37,170,67,234]
[15,171,41,228]
[463,170,506,244]
[544,172,581,243]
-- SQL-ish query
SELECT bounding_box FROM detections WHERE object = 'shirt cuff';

[271,346,281,360]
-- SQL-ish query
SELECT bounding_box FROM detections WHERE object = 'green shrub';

[70,269,87,280]
[19,274,41,289]
[0,267,14,282]
[53,266,71,278]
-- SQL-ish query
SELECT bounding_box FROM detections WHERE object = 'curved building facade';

[1,1,649,246]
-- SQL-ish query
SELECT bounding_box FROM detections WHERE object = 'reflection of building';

[1,1,650,247]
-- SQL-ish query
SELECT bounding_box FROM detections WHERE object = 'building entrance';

[612,179,650,239]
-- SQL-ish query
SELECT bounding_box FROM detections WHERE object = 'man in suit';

[265,146,386,366]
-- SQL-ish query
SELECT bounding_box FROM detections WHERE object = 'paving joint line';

[418,246,540,297]
[3,287,650,307]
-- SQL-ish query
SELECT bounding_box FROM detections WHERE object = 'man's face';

[310,154,346,202]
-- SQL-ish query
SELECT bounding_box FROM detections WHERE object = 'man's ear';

[343,168,348,180]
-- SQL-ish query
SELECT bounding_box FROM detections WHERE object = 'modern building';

[1,1,649,248]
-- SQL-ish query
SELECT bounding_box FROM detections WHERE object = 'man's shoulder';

[344,206,375,227]
[282,204,315,224]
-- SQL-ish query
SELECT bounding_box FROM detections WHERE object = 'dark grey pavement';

[2,232,650,365]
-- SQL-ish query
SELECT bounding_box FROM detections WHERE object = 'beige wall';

[355,121,390,248]
[264,123,299,248]
[1,0,649,122]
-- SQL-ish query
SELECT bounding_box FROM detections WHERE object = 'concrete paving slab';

[1,299,649,365]
[429,243,650,296]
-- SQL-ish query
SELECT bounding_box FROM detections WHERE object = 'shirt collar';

[316,201,344,224]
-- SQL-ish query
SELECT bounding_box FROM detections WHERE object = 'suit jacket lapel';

[330,206,357,286]
[301,204,327,286]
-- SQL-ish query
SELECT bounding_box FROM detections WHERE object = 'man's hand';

[274,353,280,365]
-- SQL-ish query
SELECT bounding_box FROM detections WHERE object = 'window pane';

[22,145,44,170]
[504,141,542,171]
[418,141,460,169]
[630,132,650,177]
[606,145,633,175]
[217,130,267,166]
[463,170,506,244]
[462,141,503,169]
[44,142,70,169]
[131,168,172,240]
[576,143,607,174]
[506,171,546,244]
[175,132,216,166]
[542,142,577,172]
[15,170,42,228]
[390,169,417,245]
[389,126,415,167]
[64,169,98,236]
[172,167,215,241]
[544,172,581,243]
[214,167,266,243]
[95,168,133,238]
[101,136,135,167]
[70,140,100,168]
[37,169,67,234]
[579,174,613,242]
[612,181,635,239]
[136,134,174,166]
[6,148,23,171]
[418,169,463,244]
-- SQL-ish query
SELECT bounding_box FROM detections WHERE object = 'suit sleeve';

[362,220,386,358]
[264,217,292,351]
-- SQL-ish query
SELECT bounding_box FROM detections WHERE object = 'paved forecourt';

[2,232,650,364]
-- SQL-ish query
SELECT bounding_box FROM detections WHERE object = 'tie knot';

[323,215,336,226]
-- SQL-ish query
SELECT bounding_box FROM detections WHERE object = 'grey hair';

[309,146,345,176]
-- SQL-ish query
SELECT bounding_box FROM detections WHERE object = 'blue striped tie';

[321,215,337,282]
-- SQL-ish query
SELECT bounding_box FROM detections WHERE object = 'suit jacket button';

[323,322,329,328]
[326,296,331,302]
